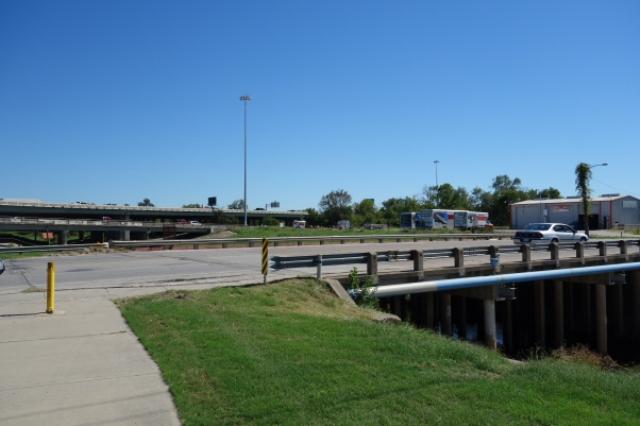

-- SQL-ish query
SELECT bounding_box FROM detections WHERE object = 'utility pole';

[434,160,440,207]
[240,95,251,226]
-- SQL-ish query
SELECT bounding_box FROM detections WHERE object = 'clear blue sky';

[1,0,638,210]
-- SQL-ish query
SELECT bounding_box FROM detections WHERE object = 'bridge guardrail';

[270,239,640,279]
[108,232,513,250]
[0,243,108,254]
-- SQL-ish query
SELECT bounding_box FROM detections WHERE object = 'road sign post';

[261,238,268,284]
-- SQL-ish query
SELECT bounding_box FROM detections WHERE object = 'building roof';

[511,194,639,206]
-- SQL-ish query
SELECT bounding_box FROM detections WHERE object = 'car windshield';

[526,223,551,231]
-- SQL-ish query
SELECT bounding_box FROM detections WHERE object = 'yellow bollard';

[46,262,55,314]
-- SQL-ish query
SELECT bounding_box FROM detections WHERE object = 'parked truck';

[401,209,492,231]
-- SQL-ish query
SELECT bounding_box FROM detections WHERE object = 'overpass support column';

[483,299,497,350]
[120,230,130,241]
[56,230,69,245]
[595,284,608,354]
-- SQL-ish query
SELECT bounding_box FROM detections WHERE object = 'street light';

[240,95,251,226]
[589,162,608,169]
[433,160,440,207]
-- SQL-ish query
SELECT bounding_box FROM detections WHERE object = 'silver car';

[514,223,589,244]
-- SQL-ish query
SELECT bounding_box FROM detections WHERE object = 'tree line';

[305,175,562,227]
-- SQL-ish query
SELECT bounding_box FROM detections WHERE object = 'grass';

[119,279,640,425]
[230,226,478,239]
[0,252,52,260]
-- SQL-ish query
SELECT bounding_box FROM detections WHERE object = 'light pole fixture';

[433,160,440,207]
[589,162,608,169]
[240,95,251,226]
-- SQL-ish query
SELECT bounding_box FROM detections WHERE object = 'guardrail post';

[46,262,55,314]
[488,246,500,273]
[411,250,423,280]
[453,248,464,276]
[598,241,607,262]
[550,242,560,267]
[297,240,303,246]
[315,255,323,280]
[367,252,378,284]
[521,244,532,270]
[575,242,585,265]
[618,240,628,260]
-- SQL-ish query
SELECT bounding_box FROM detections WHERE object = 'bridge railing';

[270,239,640,280]
[0,243,108,254]
[108,232,513,250]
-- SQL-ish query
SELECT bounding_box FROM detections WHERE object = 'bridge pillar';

[454,296,467,339]
[610,283,624,341]
[483,299,497,350]
[595,284,608,354]
[629,270,640,343]
[504,300,514,354]
[441,293,452,336]
[120,230,130,241]
[425,293,435,329]
[553,280,564,348]
[534,280,546,348]
[56,230,69,245]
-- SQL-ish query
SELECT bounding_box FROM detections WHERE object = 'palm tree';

[575,163,592,236]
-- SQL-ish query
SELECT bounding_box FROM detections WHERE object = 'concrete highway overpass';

[0,200,307,225]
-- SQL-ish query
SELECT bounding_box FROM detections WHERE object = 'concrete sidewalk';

[0,272,275,426]
[0,287,184,426]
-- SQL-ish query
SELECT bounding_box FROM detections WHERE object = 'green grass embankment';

[119,279,640,425]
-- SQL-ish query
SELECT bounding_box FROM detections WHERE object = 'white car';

[514,223,589,244]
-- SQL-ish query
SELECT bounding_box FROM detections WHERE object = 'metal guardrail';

[0,243,108,254]
[108,232,512,249]
[270,239,640,271]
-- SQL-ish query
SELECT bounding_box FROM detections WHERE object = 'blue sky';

[1,0,638,210]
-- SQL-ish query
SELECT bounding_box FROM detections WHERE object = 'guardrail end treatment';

[46,262,56,313]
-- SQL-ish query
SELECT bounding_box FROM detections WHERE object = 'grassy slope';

[119,279,640,425]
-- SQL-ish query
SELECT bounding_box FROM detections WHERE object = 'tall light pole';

[433,160,440,207]
[240,95,251,226]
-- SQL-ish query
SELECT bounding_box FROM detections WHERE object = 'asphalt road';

[0,239,628,295]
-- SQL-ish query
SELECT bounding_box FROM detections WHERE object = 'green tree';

[319,189,352,226]
[182,203,202,208]
[304,208,322,227]
[423,183,471,210]
[537,187,562,199]
[380,197,424,226]
[575,163,592,236]
[352,198,380,226]
[138,198,154,207]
